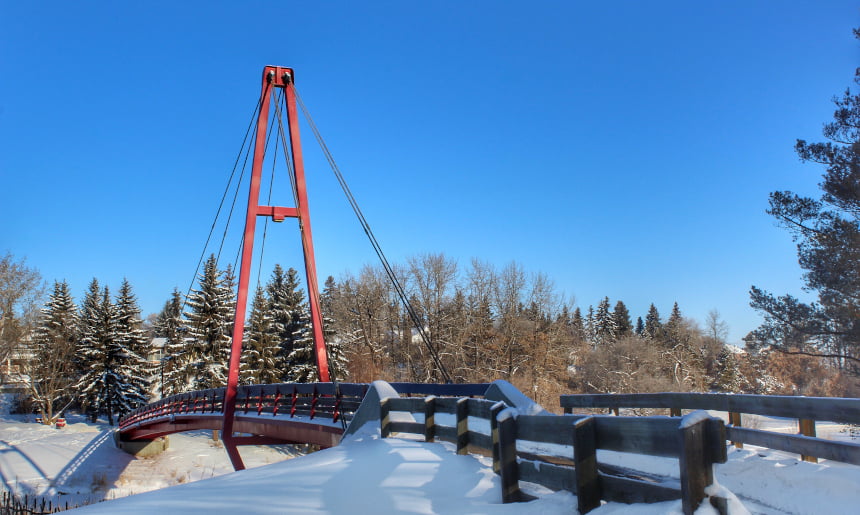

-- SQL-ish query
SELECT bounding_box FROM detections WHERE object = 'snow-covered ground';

[0,412,302,507]
[1,406,858,514]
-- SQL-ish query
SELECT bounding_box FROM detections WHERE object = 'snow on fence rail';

[380,395,727,515]
[560,392,860,465]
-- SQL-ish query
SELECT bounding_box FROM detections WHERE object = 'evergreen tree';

[182,255,234,390]
[76,279,106,422]
[643,304,663,341]
[612,300,633,338]
[286,304,317,382]
[29,280,78,423]
[584,305,596,346]
[319,277,348,381]
[320,276,337,320]
[711,347,744,393]
[635,316,645,337]
[664,302,683,347]
[593,297,617,346]
[266,265,314,381]
[748,30,860,372]
[241,286,280,384]
[570,307,586,343]
[97,287,124,425]
[323,315,348,382]
[159,288,187,397]
[113,279,151,410]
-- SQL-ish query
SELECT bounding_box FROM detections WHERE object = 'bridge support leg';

[223,438,244,471]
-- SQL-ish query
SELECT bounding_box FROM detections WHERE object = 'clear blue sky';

[1,1,857,344]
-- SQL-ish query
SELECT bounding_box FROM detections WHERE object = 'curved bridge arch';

[117,382,495,450]
[118,383,370,449]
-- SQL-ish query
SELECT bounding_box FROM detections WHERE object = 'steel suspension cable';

[257,89,287,289]
[183,94,263,314]
[273,92,336,383]
[290,83,452,383]
[274,92,301,214]
[220,91,280,267]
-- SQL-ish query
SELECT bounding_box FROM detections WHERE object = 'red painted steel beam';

[222,66,277,471]
[255,205,299,221]
[285,82,331,382]
[122,414,343,448]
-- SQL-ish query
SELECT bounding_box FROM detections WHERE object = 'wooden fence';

[560,392,860,465]
[380,396,727,515]
[0,491,87,514]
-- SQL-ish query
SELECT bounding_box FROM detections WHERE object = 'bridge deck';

[120,412,344,447]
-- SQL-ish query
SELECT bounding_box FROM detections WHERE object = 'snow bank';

[484,380,549,416]
[73,435,575,514]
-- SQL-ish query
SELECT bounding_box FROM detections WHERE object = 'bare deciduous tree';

[0,252,44,374]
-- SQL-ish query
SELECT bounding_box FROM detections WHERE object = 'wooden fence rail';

[380,395,727,515]
[560,392,860,465]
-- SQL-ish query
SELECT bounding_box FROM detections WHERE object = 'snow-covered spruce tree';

[157,288,187,397]
[612,300,633,338]
[76,279,106,422]
[97,287,127,426]
[711,346,744,393]
[114,279,152,410]
[592,297,617,347]
[323,317,348,382]
[584,305,596,346]
[570,307,585,343]
[320,279,348,381]
[286,304,317,382]
[29,280,78,424]
[664,302,684,347]
[266,265,314,382]
[76,283,132,425]
[643,303,663,341]
[183,255,235,390]
[241,286,281,385]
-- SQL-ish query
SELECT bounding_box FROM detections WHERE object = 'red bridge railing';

[118,382,492,432]
[118,383,371,431]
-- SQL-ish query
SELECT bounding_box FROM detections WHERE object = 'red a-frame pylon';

[221,66,330,470]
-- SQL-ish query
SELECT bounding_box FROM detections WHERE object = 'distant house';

[1,343,32,395]
[148,337,168,363]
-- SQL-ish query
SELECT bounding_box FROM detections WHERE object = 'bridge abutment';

[113,430,170,457]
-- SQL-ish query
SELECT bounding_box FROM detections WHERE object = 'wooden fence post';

[572,416,601,514]
[456,397,469,455]
[679,414,717,515]
[728,412,743,449]
[497,409,520,503]
[380,398,391,439]
[670,408,682,417]
[424,396,436,443]
[490,401,505,474]
[799,419,818,463]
